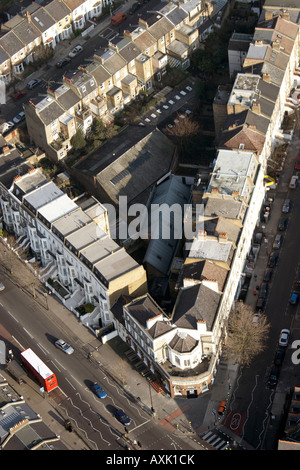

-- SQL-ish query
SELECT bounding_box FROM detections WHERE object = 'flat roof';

[37,194,77,223]
[94,248,140,281]
[24,181,63,209]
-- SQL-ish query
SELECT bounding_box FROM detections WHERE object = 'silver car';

[0,282,5,291]
[55,339,74,354]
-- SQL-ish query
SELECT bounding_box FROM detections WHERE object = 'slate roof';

[111,294,134,326]
[180,259,229,292]
[74,126,176,206]
[63,70,97,98]
[12,18,41,46]
[0,30,25,56]
[62,0,85,11]
[48,84,81,111]
[42,0,72,21]
[203,216,241,245]
[125,294,166,329]
[224,109,270,135]
[83,61,112,86]
[109,37,142,63]
[148,320,174,339]
[172,283,221,331]
[168,332,198,353]
[144,15,174,40]
[0,46,9,65]
[218,125,266,154]
[164,6,188,26]
[129,30,157,51]
[27,96,65,126]
[24,4,56,33]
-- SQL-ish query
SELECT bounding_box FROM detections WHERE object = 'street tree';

[224,303,270,367]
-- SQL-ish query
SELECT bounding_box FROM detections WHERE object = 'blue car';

[91,382,107,399]
[290,291,299,305]
[115,409,131,426]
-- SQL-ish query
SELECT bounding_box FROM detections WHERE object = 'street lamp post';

[148,381,155,416]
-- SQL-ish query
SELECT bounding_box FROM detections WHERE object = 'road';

[0,271,203,451]
[226,131,300,449]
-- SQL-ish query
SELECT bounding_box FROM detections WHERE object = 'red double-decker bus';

[20,348,58,392]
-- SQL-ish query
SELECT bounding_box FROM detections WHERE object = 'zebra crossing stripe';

[202,431,213,440]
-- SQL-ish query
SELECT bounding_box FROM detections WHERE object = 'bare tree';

[166,114,200,156]
[224,303,270,367]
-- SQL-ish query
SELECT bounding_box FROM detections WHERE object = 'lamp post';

[148,381,155,416]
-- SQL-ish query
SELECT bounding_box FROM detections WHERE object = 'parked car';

[91,382,107,399]
[68,45,83,58]
[27,79,41,89]
[278,217,288,231]
[218,400,226,415]
[0,282,5,291]
[273,234,282,250]
[129,2,141,14]
[264,269,273,282]
[12,90,27,101]
[111,12,127,26]
[279,329,290,347]
[268,368,279,387]
[115,409,131,426]
[13,111,25,124]
[295,156,300,170]
[56,57,71,68]
[297,269,300,285]
[290,291,299,305]
[256,297,265,312]
[259,282,269,299]
[55,339,74,354]
[282,199,291,213]
[0,121,14,134]
[268,252,279,268]
[274,348,285,366]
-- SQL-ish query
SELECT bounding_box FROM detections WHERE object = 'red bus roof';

[21,348,54,380]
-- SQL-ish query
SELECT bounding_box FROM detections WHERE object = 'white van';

[289,175,298,189]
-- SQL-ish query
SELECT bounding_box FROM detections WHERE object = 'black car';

[278,217,288,231]
[256,297,265,312]
[56,58,71,68]
[274,348,285,366]
[129,2,141,14]
[264,269,273,282]
[268,368,279,387]
[115,409,131,426]
[268,252,279,268]
[260,282,268,299]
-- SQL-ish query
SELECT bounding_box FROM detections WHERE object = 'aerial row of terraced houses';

[0,0,214,160]
[1,0,300,398]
